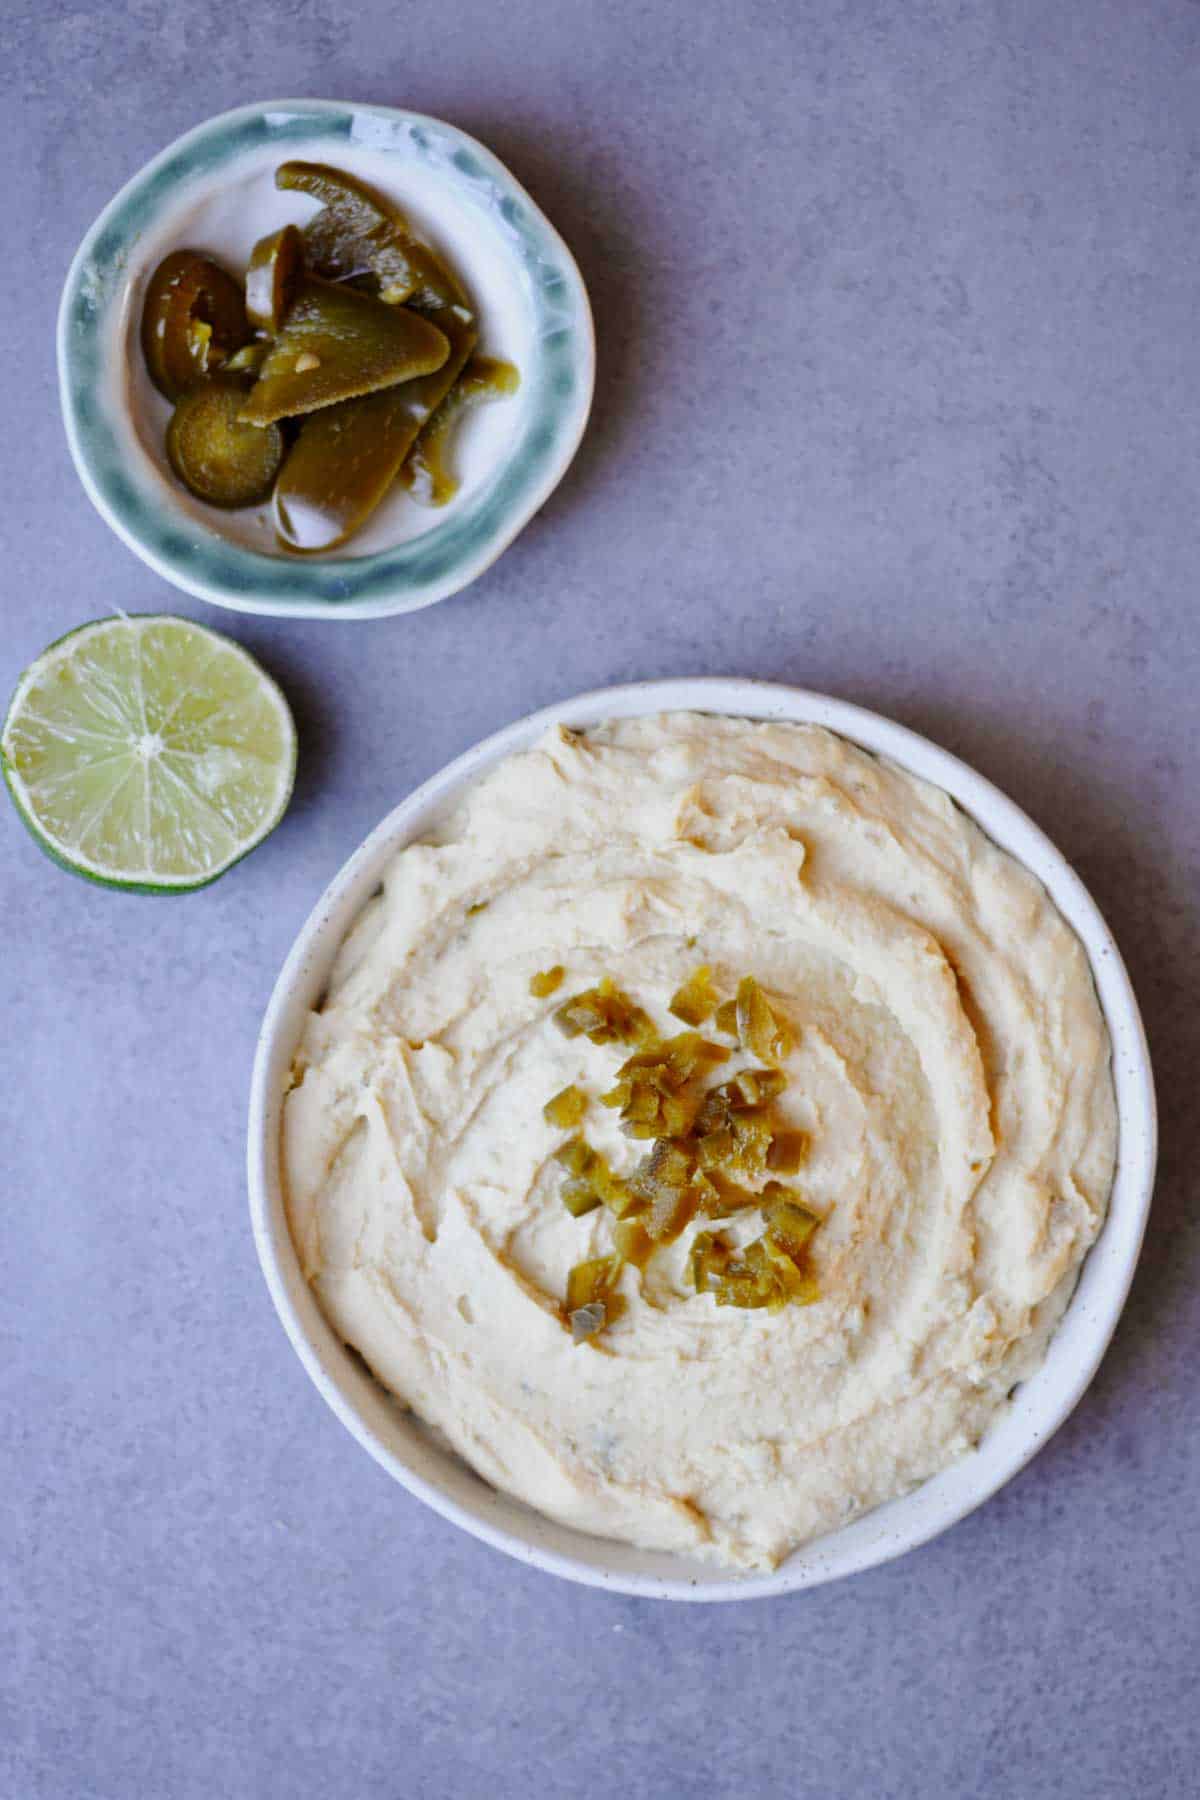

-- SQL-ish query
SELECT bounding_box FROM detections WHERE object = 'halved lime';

[1,615,296,893]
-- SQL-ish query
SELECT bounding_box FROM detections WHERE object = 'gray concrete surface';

[2,2,1198,1796]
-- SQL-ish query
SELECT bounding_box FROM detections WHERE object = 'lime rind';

[1,615,296,894]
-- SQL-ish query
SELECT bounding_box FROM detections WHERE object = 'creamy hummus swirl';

[283,715,1116,1570]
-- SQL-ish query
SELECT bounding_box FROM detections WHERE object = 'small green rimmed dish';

[57,99,595,620]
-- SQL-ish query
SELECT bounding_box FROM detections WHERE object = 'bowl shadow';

[430,110,667,522]
[228,622,339,821]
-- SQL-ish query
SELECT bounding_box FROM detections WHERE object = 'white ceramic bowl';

[58,100,594,619]
[247,680,1156,1600]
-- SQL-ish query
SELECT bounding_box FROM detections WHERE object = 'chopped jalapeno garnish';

[647,1181,701,1244]
[553,979,656,1047]
[630,1137,697,1206]
[697,1126,736,1169]
[713,998,739,1037]
[712,1261,777,1309]
[766,1130,809,1174]
[725,1067,787,1107]
[669,965,720,1027]
[689,1230,731,1292]
[555,1137,644,1221]
[760,1234,821,1304]
[530,965,565,997]
[734,977,795,1066]
[700,1169,761,1218]
[728,1108,774,1176]
[763,1191,822,1255]
[566,1257,620,1313]
[566,1258,625,1344]
[612,1217,654,1269]
[554,1134,592,1175]
[561,1177,602,1218]
[543,1085,586,1129]
[543,969,824,1331]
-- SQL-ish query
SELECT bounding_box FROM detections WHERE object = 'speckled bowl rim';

[247,679,1156,1600]
[57,99,595,620]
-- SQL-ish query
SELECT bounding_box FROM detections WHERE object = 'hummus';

[283,715,1116,1570]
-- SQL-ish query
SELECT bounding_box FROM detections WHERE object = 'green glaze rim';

[57,100,595,620]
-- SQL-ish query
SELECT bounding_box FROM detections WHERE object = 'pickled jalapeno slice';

[166,378,285,509]
[141,250,251,400]
[244,224,305,333]
[239,280,450,426]
[140,164,520,552]
[276,161,469,310]
[272,322,475,553]
[401,355,521,507]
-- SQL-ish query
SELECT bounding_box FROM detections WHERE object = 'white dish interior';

[247,679,1156,1601]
